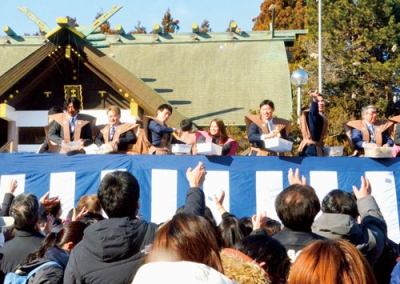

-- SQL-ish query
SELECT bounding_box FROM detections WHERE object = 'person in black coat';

[64,162,207,284]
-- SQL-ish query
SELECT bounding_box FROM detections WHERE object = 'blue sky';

[1,0,263,35]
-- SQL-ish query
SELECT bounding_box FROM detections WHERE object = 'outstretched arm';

[352,176,387,267]
[182,162,206,216]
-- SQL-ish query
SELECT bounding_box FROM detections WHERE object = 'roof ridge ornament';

[17,6,52,34]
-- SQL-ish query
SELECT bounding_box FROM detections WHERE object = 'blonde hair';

[107,105,121,116]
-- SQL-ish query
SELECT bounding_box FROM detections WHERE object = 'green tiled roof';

[0,30,298,126]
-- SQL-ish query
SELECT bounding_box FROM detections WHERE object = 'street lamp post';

[290,70,309,123]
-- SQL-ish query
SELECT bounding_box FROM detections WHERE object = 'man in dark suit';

[298,91,328,156]
[347,105,393,155]
[94,106,137,153]
[48,97,93,153]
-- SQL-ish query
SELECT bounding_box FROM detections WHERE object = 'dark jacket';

[48,114,93,146]
[271,227,325,262]
[64,217,158,284]
[16,246,69,284]
[94,124,137,152]
[0,229,45,282]
[64,187,205,284]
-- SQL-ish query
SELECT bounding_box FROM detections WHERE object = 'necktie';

[70,117,76,135]
[267,120,273,132]
[368,125,375,143]
[110,126,116,140]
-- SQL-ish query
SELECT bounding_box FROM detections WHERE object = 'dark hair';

[180,119,193,132]
[48,106,63,115]
[63,97,81,111]
[275,184,320,231]
[25,221,87,263]
[234,234,291,284]
[157,104,173,114]
[10,193,39,231]
[259,99,275,109]
[148,213,224,273]
[321,189,358,219]
[218,215,244,248]
[263,217,282,235]
[98,171,140,218]
[239,217,253,237]
[208,118,228,143]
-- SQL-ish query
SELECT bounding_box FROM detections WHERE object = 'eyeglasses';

[367,112,378,116]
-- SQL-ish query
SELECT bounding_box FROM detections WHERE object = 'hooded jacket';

[64,218,157,284]
[14,245,69,284]
[312,195,387,267]
[64,187,205,284]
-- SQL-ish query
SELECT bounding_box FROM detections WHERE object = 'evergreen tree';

[255,0,400,154]
[253,0,306,30]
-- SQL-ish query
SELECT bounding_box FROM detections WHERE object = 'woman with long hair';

[133,213,235,283]
[16,221,87,284]
[196,118,238,156]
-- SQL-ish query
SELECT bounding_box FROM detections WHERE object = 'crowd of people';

[0,162,399,283]
[38,92,400,157]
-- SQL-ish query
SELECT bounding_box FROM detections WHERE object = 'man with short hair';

[347,105,393,155]
[271,183,325,261]
[48,97,93,153]
[298,91,328,156]
[0,193,44,281]
[64,162,207,284]
[145,103,180,154]
[246,99,290,156]
[312,176,387,268]
[94,105,137,152]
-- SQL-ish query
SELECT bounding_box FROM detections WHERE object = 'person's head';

[148,213,224,273]
[275,184,320,231]
[63,97,81,117]
[208,118,228,143]
[263,217,282,235]
[317,94,325,113]
[239,217,253,237]
[44,199,62,218]
[288,239,377,284]
[321,189,358,219]
[98,171,140,218]
[234,234,291,284]
[259,100,275,121]
[26,221,87,263]
[48,106,63,116]
[362,105,378,124]
[77,194,103,214]
[10,193,39,231]
[156,104,173,122]
[180,119,193,132]
[48,106,64,124]
[107,106,121,126]
[218,215,244,248]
